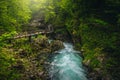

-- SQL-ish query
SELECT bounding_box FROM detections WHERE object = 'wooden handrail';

[13,31,53,39]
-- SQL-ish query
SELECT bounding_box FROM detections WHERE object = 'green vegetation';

[43,0,120,79]
[0,0,31,33]
[0,35,51,80]
[0,0,120,80]
[0,0,43,79]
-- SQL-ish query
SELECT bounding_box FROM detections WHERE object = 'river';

[49,43,88,80]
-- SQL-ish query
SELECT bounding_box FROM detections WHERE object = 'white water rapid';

[49,43,88,80]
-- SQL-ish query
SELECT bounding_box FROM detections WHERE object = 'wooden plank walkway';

[13,31,53,39]
[13,24,54,39]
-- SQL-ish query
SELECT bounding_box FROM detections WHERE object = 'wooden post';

[35,34,38,38]
[28,36,32,42]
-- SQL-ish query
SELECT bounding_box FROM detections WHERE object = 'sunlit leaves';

[0,0,31,33]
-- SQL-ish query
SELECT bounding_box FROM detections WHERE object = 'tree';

[0,0,31,34]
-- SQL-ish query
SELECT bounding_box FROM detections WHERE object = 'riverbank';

[0,35,65,80]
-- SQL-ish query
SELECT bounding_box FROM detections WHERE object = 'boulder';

[50,40,64,52]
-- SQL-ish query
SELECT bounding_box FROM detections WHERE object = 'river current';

[49,43,88,80]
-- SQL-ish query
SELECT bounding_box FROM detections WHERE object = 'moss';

[50,40,64,52]
[0,35,52,80]
[0,48,20,80]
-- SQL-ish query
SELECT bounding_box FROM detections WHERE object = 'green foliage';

[0,0,31,33]
[0,31,17,47]
[0,0,32,79]
[0,48,20,80]
[13,38,33,55]
[43,0,120,79]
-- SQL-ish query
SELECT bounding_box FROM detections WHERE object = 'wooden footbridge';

[14,31,52,39]
[11,25,54,42]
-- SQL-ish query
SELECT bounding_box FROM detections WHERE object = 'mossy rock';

[31,37,50,52]
[50,40,64,52]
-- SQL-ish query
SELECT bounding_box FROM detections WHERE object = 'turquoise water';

[49,43,88,80]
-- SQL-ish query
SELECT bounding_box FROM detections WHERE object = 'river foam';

[49,43,88,80]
